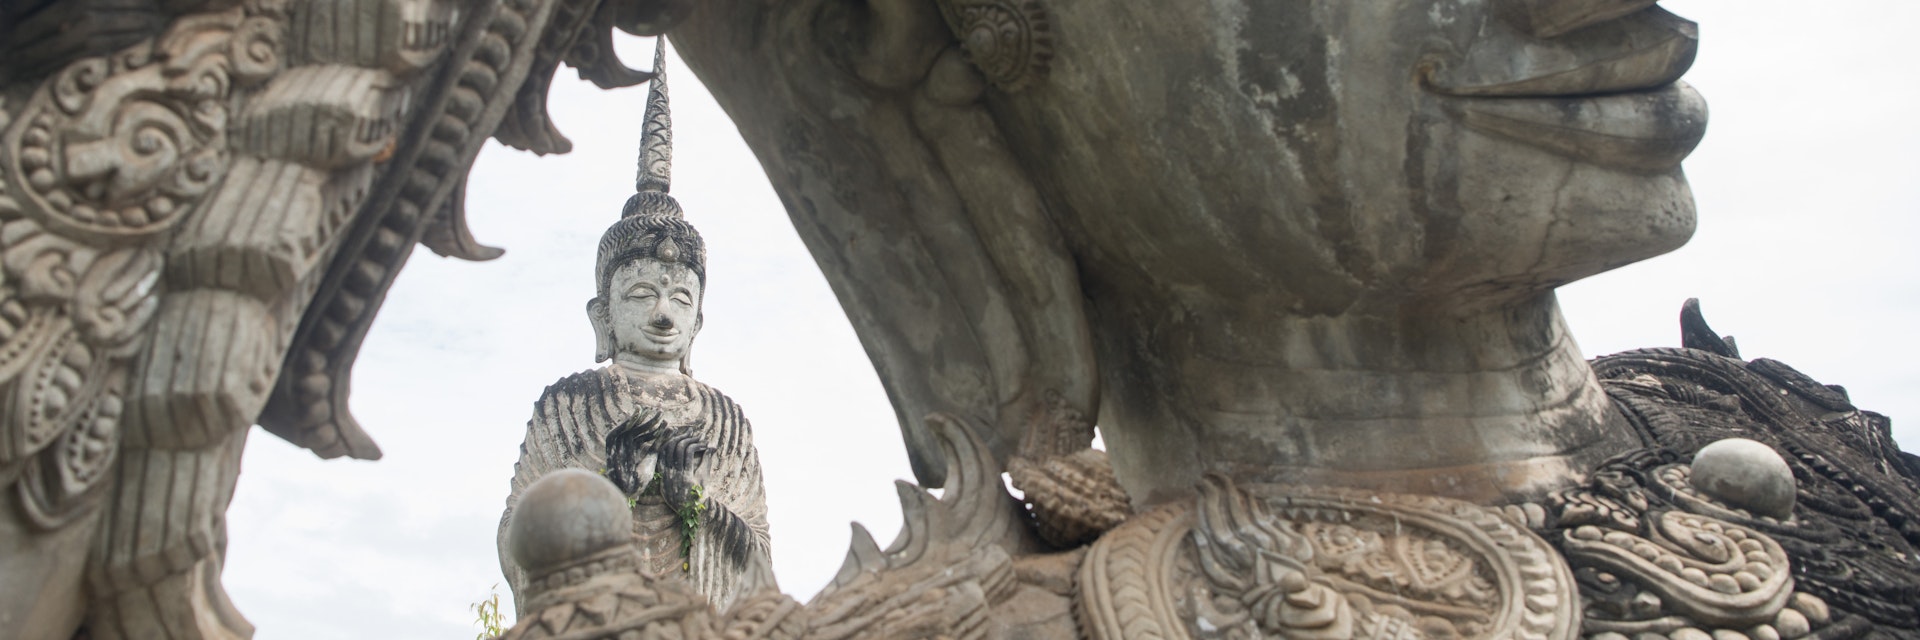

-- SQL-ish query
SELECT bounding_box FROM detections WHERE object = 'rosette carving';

[935,0,1054,91]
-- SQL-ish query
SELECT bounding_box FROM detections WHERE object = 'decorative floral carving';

[3,8,280,244]
[1562,510,1791,626]
[15,371,123,531]
[1586,303,1920,633]
[935,0,1054,91]
[1007,392,1127,549]
[1078,475,1579,640]
[69,247,161,354]
[1009,447,1130,548]
[1541,455,1855,639]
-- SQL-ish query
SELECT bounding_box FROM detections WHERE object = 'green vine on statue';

[677,484,706,573]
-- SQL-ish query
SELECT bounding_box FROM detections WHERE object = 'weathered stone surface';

[1587,324,1920,633]
[499,471,735,640]
[668,0,1704,504]
[1692,438,1797,520]
[508,469,636,574]
[8,2,1915,640]
[1008,448,1128,549]
[493,412,1062,640]
[499,306,1920,639]
[0,1,681,637]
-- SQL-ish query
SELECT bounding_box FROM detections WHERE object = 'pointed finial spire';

[616,38,685,221]
[635,37,672,197]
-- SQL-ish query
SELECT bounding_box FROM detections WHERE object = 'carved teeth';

[1504,0,1663,39]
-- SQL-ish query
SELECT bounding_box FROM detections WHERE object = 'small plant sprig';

[471,583,506,639]
[676,484,707,573]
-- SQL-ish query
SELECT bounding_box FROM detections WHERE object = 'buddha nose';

[649,312,673,329]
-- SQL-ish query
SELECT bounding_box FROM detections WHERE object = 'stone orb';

[508,469,633,573]
[1691,438,1797,519]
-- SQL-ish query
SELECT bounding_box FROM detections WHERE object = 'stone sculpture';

[500,304,1917,639]
[486,0,1920,638]
[0,1,696,637]
[498,39,772,613]
[4,0,1912,638]
[667,0,1709,507]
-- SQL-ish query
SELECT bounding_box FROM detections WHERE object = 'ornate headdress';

[595,38,707,305]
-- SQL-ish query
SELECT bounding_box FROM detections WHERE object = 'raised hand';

[604,410,669,495]
[657,429,711,510]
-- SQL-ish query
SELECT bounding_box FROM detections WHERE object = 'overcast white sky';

[220,2,1919,637]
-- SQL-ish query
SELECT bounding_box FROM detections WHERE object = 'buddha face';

[603,258,702,371]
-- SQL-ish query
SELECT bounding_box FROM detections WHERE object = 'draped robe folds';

[498,366,773,611]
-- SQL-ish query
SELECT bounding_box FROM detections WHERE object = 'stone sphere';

[1691,438,1797,520]
[508,469,633,573]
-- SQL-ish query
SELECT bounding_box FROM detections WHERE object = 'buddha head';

[589,192,707,374]
[587,38,706,375]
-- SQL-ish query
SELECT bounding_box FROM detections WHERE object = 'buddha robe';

[499,366,773,611]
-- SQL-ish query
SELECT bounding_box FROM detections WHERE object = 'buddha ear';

[679,313,702,377]
[587,297,614,362]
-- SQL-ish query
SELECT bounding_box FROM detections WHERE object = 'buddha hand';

[604,410,670,495]
[650,430,754,566]
[656,429,711,509]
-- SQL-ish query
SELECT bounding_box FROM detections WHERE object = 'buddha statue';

[498,41,771,612]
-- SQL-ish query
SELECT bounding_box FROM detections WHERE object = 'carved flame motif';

[934,0,1054,92]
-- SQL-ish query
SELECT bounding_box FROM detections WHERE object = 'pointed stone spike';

[882,480,937,563]
[1681,298,1741,359]
[419,176,504,262]
[829,522,886,589]
[924,413,1017,546]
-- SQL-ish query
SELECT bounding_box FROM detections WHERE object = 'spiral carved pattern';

[2,9,279,244]
[1078,479,1579,640]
